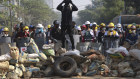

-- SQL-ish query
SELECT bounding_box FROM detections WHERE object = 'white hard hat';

[85,21,90,25]
[117,23,122,28]
[36,24,44,28]
[77,26,81,30]
[92,22,97,25]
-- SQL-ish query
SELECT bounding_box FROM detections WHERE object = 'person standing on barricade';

[57,0,78,50]
[51,20,61,53]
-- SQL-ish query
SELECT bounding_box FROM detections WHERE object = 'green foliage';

[21,0,58,25]
[78,0,124,24]
[124,0,140,14]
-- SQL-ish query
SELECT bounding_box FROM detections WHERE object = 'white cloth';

[0,53,11,61]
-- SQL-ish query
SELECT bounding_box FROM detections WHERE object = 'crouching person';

[50,20,63,56]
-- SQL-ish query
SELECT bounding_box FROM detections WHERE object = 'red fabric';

[23,32,29,37]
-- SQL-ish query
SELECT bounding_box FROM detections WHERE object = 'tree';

[124,0,140,14]
[20,0,58,25]
[78,0,124,24]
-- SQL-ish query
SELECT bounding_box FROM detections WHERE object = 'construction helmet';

[23,26,29,30]
[48,25,51,29]
[136,24,139,28]
[85,21,90,25]
[127,24,132,29]
[108,22,115,28]
[53,20,59,25]
[3,27,9,32]
[82,25,86,28]
[36,24,44,28]
[100,23,106,27]
[117,23,122,28]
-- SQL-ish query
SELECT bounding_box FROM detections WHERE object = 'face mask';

[25,30,29,32]
[36,28,43,33]
[132,30,136,34]
[117,28,121,31]
[102,28,106,31]
[109,28,114,31]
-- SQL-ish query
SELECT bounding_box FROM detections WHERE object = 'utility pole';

[8,0,13,32]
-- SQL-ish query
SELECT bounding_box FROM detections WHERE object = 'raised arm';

[57,1,64,11]
[71,2,78,11]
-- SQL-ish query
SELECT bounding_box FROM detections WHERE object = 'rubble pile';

[0,38,140,78]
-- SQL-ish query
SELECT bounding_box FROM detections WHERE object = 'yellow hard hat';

[48,25,51,29]
[136,24,139,28]
[127,24,132,29]
[3,27,9,32]
[100,23,106,27]
[108,22,115,28]
[23,26,29,30]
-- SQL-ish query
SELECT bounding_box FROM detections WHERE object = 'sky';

[46,0,92,17]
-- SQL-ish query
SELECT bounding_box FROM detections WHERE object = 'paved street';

[31,75,139,79]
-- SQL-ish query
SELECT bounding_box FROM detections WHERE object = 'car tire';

[54,56,77,77]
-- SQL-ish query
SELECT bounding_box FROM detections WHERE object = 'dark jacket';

[57,2,78,26]
[51,27,61,40]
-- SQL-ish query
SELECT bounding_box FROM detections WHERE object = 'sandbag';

[111,70,118,77]
[89,62,98,71]
[81,63,89,74]
[101,64,110,73]
[62,50,80,56]
[9,65,15,71]
[120,68,134,77]
[43,49,55,56]
[129,49,140,61]
[0,61,9,69]
[0,53,11,62]
[15,67,23,77]
[85,70,97,76]
[26,38,40,54]
[28,53,39,58]
[25,58,40,63]
[75,68,82,76]
[118,62,130,70]
[7,71,19,79]
[38,53,47,61]
[43,66,54,77]
[24,70,32,79]
[106,46,129,56]
[81,49,100,56]
[57,48,66,56]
